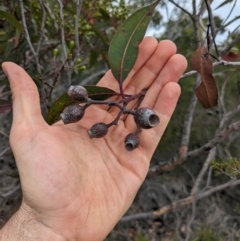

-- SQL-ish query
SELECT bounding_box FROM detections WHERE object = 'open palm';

[2,37,187,241]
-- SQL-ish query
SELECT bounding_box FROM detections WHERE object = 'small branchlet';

[60,85,160,151]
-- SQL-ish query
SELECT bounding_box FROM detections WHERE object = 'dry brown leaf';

[191,46,218,108]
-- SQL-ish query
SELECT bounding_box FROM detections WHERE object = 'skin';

[0,37,187,241]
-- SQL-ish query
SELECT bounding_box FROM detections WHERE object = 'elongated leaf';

[215,0,234,10]
[191,46,218,108]
[108,0,160,82]
[0,10,23,32]
[47,86,117,125]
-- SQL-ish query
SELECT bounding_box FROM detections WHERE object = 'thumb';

[2,62,44,126]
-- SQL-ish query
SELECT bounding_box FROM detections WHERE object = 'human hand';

[0,37,187,241]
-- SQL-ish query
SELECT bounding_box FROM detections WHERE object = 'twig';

[19,0,42,74]
[221,0,237,27]
[186,120,240,159]
[168,0,194,21]
[57,0,71,85]
[180,60,240,79]
[0,130,9,138]
[221,32,240,56]
[204,0,219,57]
[57,0,67,60]
[0,146,10,157]
[0,184,21,198]
[197,179,240,199]
[185,200,196,241]
[151,120,240,173]
[36,0,46,55]
[191,147,216,196]
[75,0,82,59]
[217,16,240,34]
[181,76,199,147]
[81,69,107,85]
[120,179,240,222]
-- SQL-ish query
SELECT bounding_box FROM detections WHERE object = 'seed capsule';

[134,107,160,129]
[88,122,108,138]
[125,133,140,151]
[67,85,88,102]
[60,104,85,124]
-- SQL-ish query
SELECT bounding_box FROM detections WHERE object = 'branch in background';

[217,16,240,34]
[0,130,9,138]
[75,0,82,59]
[191,147,216,196]
[81,69,107,85]
[166,7,202,172]
[204,0,219,57]
[57,0,67,60]
[181,60,240,79]
[168,0,194,21]
[19,0,42,75]
[221,0,238,27]
[0,146,10,158]
[218,75,230,117]
[186,120,240,159]
[0,184,21,198]
[120,179,240,222]
[150,119,240,173]
[221,32,240,56]
[36,0,46,55]
[57,0,71,85]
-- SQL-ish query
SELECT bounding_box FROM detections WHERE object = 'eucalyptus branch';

[204,0,219,57]
[19,0,42,74]
[57,0,67,60]
[180,60,240,79]
[221,32,240,56]
[191,147,216,196]
[150,120,240,173]
[75,0,82,59]
[0,184,21,198]
[36,0,46,55]
[222,0,238,26]
[217,16,240,34]
[168,0,194,21]
[186,120,240,159]
[120,179,240,222]
[81,69,107,85]
[0,146,10,158]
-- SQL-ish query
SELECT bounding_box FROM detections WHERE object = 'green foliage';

[108,0,160,82]
[47,86,117,124]
[191,228,220,241]
[136,233,149,241]
[211,158,240,178]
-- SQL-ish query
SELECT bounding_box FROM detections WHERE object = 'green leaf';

[108,0,160,82]
[0,10,23,33]
[215,0,234,10]
[47,86,117,125]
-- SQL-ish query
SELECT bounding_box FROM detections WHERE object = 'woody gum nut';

[60,104,85,124]
[67,85,88,102]
[88,122,108,138]
[134,107,160,129]
[125,133,140,151]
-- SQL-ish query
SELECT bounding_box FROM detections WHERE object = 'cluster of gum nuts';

[60,85,160,151]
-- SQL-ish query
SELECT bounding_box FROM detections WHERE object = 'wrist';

[0,203,66,241]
